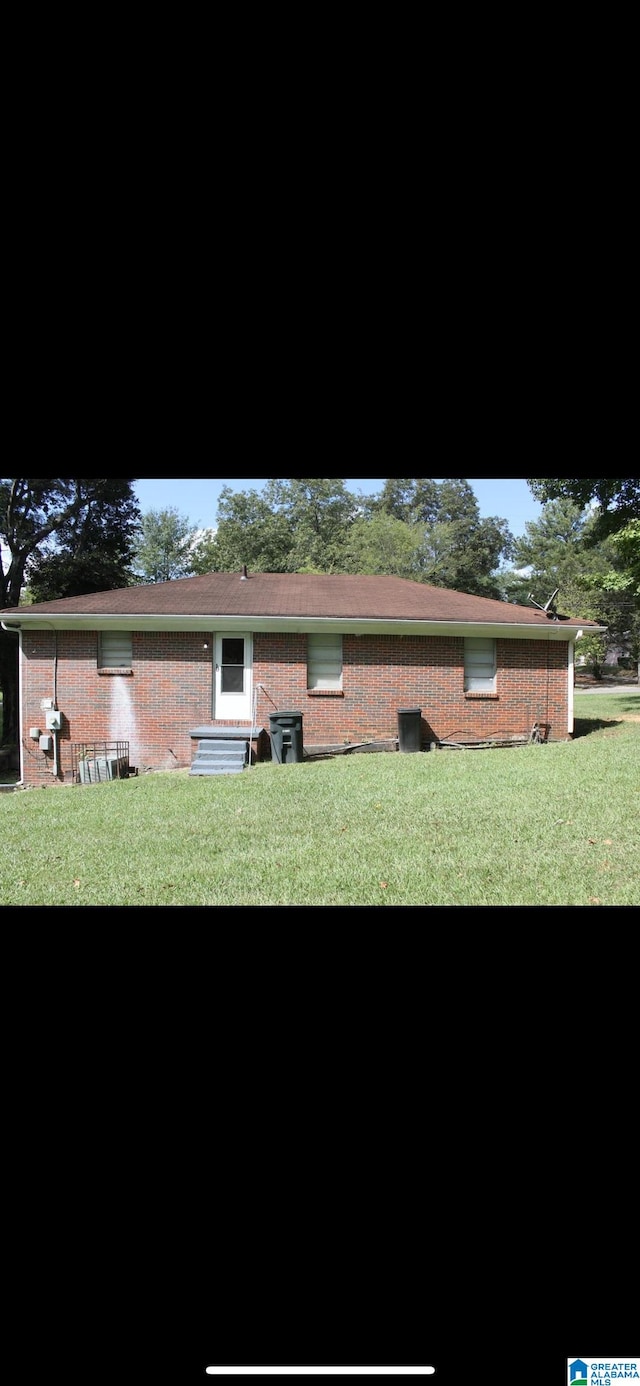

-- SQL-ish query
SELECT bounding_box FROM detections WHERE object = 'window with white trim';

[307,633,343,689]
[99,632,132,668]
[464,637,496,692]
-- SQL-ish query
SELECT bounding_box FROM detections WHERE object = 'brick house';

[0,570,604,787]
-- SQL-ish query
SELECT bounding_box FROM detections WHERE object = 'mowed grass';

[1,690,638,906]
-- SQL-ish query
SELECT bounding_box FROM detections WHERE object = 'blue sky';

[131,477,542,541]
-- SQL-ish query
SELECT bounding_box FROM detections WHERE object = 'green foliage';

[526,478,640,544]
[500,496,640,667]
[188,531,220,574]
[495,569,534,605]
[339,513,425,577]
[512,497,592,576]
[0,479,142,746]
[575,633,608,678]
[507,501,616,611]
[192,478,515,591]
[265,478,359,573]
[375,478,514,596]
[375,478,441,524]
[1,478,141,606]
[405,516,510,597]
[609,519,640,591]
[132,507,203,583]
[190,486,292,574]
[434,478,479,525]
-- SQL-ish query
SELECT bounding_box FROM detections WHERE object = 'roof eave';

[1,613,604,638]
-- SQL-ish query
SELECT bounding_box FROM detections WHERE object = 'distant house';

[0,571,605,787]
[576,642,628,668]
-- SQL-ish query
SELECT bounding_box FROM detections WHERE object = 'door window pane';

[221,665,244,693]
[221,637,244,693]
[222,638,244,665]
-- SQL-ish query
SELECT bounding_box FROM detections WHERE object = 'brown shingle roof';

[0,572,598,627]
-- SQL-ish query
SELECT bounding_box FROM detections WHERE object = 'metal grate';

[71,741,130,785]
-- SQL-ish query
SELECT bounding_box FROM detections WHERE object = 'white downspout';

[2,617,60,780]
[569,632,582,736]
[39,619,60,778]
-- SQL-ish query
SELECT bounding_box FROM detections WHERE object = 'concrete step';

[196,738,246,754]
[190,763,245,775]
[190,725,265,740]
[193,748,243,759]
[191,734,249,775]
[191,751,246,775]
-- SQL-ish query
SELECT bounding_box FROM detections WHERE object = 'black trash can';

[269,711,304,764]
[397,706,422,753]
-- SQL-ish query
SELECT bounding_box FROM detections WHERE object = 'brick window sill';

[464,691,498,700]
[98,668,134,676]
[306,688,344,697]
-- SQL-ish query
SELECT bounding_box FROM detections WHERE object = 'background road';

[575,682,638,693]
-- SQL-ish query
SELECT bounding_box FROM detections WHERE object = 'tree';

[376,478,514,597]
[573,518,640,677]
[526,478,640,544]
[613,519,640,677]
[265,478,360,573]
[189,486,292,574]
[0,478,141,745]
[505,496,640,675]
[339,513,426,577]
[373,478,440,525]
[189,477,516,595]
[26,480,142,601]
[608,518,640,590]
[132,507,204,584]
[507,498,599,603]
[191,479,361,576]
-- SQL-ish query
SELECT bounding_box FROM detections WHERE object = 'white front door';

[214,632,253,723]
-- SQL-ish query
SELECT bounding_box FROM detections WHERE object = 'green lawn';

[1,690,638,906]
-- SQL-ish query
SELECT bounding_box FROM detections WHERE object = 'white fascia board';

[7,614,605,638]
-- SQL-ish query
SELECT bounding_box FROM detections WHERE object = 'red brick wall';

[19,630,214,787]
[253,633,569,747]
[17,629,571,785]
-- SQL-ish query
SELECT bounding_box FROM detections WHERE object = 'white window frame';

[99,632,133,668]
[464,637,496,692]
[307,633,343,690]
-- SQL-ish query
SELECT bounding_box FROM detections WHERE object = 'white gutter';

[0,614,607,639]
